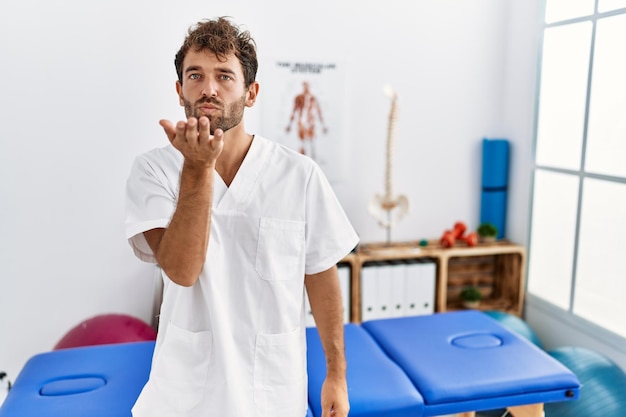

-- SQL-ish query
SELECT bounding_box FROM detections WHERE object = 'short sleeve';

[125,153,178,263]
[304,164,359,275]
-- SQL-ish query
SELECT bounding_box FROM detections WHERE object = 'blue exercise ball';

[546,346,626,417]
[483,310,543,348]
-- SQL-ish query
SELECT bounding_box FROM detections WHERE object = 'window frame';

[527,0,626,348]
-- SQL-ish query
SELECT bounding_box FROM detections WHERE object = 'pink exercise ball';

[54,314,157,350]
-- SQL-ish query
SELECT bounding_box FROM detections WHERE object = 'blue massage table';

[308,311,580,417]
[0,340,153,417]
[0,311,580,417]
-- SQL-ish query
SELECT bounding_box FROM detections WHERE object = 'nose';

[201,80,218,98]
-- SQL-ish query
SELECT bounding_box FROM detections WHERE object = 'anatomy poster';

[260,59,348,184]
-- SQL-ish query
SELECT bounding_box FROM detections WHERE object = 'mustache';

[195,97,222,106]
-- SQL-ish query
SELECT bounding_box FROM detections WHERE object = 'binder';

[361,263,379,322]
[416,261,436,315]
[376,262,394,319]
[404,260,436,316]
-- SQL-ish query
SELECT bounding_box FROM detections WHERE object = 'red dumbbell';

[440,221,478,247]
[458,231,478,247]
[440,230,456,248]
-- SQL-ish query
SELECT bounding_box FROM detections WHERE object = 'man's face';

[176,49,253,134]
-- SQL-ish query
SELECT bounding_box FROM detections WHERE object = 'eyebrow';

[216,67,237,77]
[184,65,203,74]
[184,65,237,77]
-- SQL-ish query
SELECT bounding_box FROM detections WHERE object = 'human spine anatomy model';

[368,85,409,241]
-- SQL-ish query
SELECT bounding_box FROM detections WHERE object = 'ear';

[245,82,260,107]
[175,80,185,107]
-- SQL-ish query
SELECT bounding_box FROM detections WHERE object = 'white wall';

[0,0,543,380]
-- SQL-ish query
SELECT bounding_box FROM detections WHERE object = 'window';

[544,0,594,23]
[599,0,626,12]
[528,1,626,339]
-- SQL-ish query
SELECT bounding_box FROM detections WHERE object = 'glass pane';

[599,0,626,12]
[574,179,626,338]
[536,23,592,171]
[528,170,580,309]
[584,14,626,178]
[545,0,595,23]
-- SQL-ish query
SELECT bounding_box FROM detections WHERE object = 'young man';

[125,17,358,417]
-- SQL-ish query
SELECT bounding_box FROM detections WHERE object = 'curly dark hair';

[174,17,258,87]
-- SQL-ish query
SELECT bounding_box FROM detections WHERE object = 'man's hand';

[320,375,349,417]
[159,116,223,168]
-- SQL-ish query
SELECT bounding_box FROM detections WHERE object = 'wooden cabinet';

[341,240,526,322]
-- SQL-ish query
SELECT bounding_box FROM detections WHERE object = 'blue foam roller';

[481,139,509,189]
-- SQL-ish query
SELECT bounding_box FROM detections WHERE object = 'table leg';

[507,403,544,417]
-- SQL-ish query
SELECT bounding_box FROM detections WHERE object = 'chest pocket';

[255,218,305,281]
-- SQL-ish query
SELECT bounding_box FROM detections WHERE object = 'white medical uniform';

[125,135,358,417]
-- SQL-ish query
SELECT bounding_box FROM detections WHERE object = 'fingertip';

[158,120,177,141]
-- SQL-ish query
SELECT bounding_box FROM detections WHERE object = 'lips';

[196,97,219,109]
[199,104,218,111]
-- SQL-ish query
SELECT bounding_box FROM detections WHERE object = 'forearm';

[153,161,215,286]
[306,266,349,416]
[305,266,347,377]
[144,116,222,286]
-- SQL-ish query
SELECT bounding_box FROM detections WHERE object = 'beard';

[183,93,246,134]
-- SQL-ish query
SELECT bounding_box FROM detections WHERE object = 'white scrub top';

[125,136,359,417]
